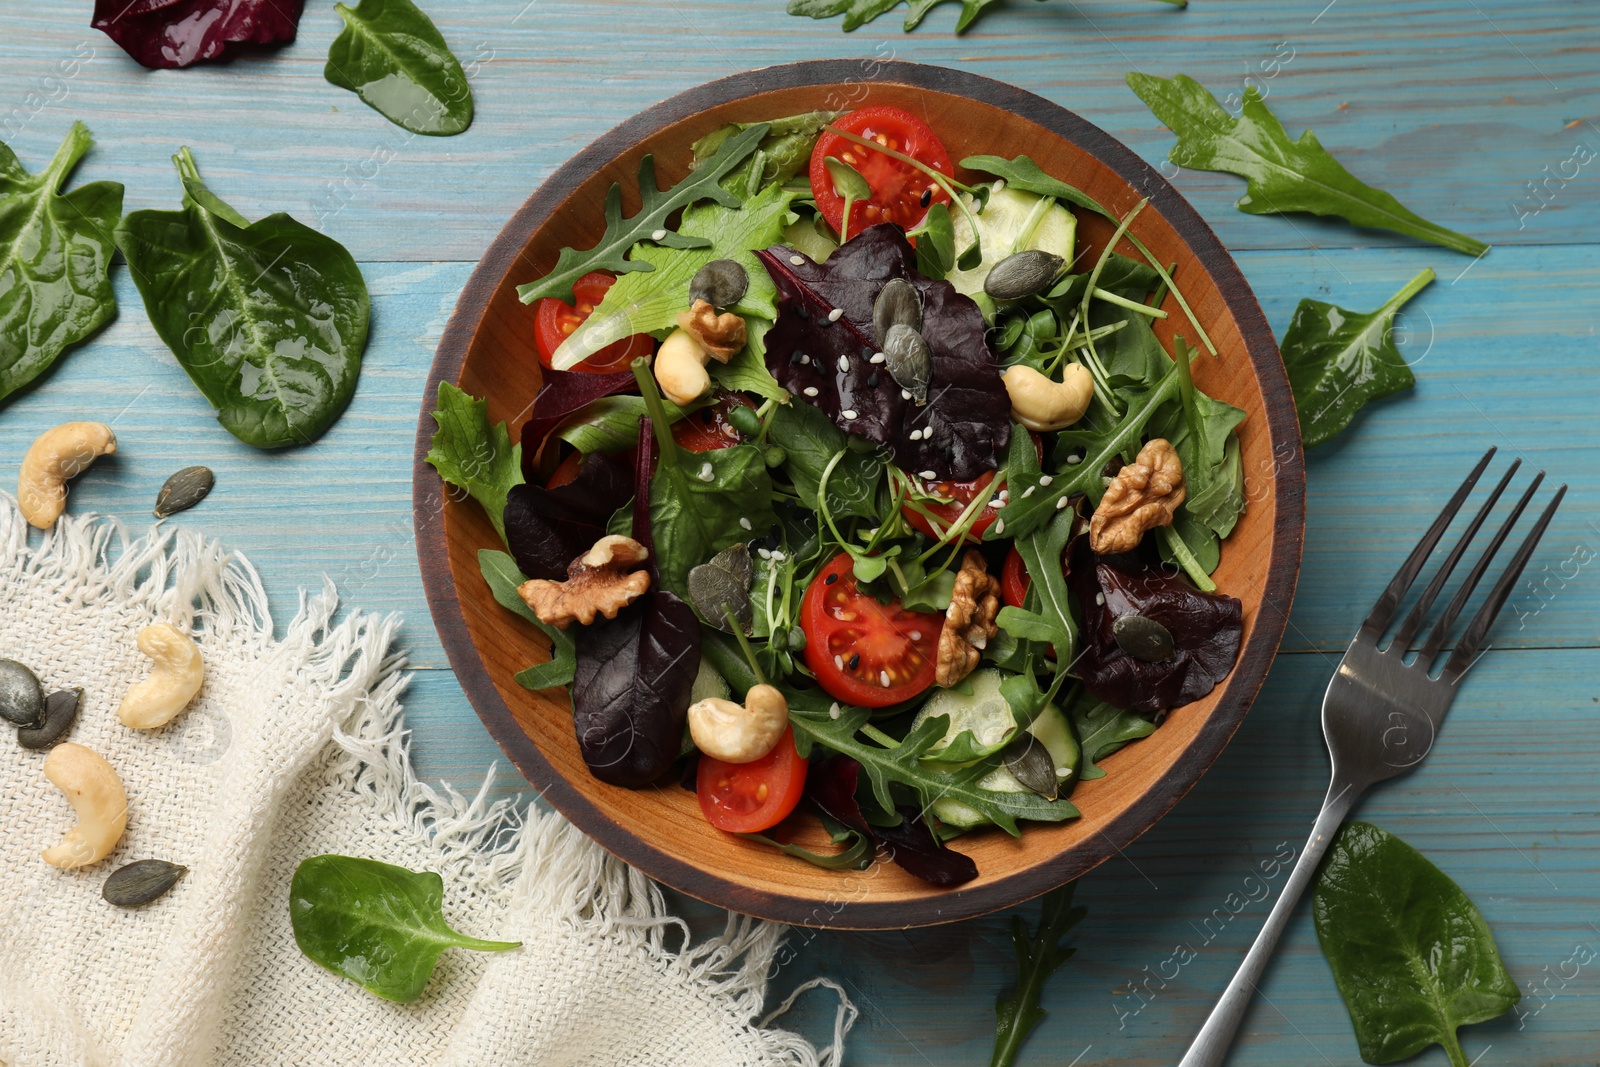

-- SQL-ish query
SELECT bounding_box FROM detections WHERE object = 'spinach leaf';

[550,180,797,369]
[326,0,473,136]
[1282,269,1432,448]
[1126,74,1488,256]
[425,381,522,542]
[290,855,520,1003]
[1314,822,1519,1067]
[991,881,1086,1067]
[477,550,576,690]
[93,0,303,69]
[0,122,122,404]
[1067,691,1156,780]
[115,148,369,450]
[516,124,769,306]
[651,442,776,596]
[692,111,837,199]
[766,397,885,522]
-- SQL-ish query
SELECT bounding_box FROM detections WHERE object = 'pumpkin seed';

[688,259,749,309]
[154,466,215,518]
[984,250,1066,301]
[17,688,82,750]
[882,324,933,405]
[687,543,754,634]
[872,277,923,345]
[0,659,44,727]
[1003,734,1059,800]
[1112,614,1176,663]
[102,859,188,908]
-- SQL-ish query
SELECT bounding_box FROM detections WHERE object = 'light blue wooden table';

[4,1,1597,1063]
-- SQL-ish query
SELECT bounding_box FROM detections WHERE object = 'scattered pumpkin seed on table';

[0,659,45,727]
[18,688,82,750]
[154,465,215,518]
[103,859,188,908]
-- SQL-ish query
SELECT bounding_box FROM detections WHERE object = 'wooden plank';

[1,0,1594,260]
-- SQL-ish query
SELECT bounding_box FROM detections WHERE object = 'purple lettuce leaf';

[756,225,1011,482]
[93,0,304,69]
[1066,534,1243,713]
[519,366,638,482]
[806,754,978,887]
[503,451,632,580]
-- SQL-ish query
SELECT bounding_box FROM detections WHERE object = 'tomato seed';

[756,783,769,802]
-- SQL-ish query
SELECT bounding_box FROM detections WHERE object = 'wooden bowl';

[413,60,1304,929]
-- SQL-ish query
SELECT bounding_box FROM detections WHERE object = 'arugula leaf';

[1068,692,1156,780]
[550,180,798,369]
[115,148,370,450]
[1126,73,1488,257]
[1282,269,1432,448]
[426,382,523,541]
[516,124,769,306]
[1314,822,1519,1067]
[291,855,520,1003]
[692,111,837,199]
[994,434,1078,659]
[651,443,777,596]
[990,881,1086,1067]
[788,0,1178,33]
[326,0,473,136]
[477,549,576,690]
[0,122,123,404]
[766,397,886,522]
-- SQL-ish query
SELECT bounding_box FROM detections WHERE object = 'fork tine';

[1360,447,1496,641]
[1441,484,1567,682]
[1390,459,1520,651]
[1417,472,1544,667]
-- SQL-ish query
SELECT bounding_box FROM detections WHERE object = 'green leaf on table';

[766,397,885,522]
[788,0,1178,34]
[990,882,1086,1067]
[290,855,520,1004]
[0,122,123,404]
[477,549,576,690]
[516,123,770,306]
[1125,73,1488,257]
[426,382,523,541]
[651,443,777,596]
[1068,691,1156,780]
[325,0,473,136]
[115,148,369,450]
[692,111,837,200]
[1314,822,1519,1067]
[548,179,798,370]
[1281,269,1432,448]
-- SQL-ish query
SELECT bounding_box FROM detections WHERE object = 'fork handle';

[1175,778,1364,1067]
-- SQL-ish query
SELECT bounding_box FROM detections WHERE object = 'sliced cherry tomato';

[697,725,808,833]
[800,552,942,708]
[672,392,755,453]
[533,271,655,373]
[903,469,999,543]
[546,449,584,489]
[1002,547,1030,608]
[809,106,954,239]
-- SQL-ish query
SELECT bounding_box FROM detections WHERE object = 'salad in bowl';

[428,102,1251,890]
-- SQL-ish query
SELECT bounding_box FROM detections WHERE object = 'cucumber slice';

[929,703,1080,830]
[947,186,1078,317]
[912,669,1017,764]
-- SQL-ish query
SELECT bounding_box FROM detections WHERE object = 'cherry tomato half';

[672,392,755,453]
[697,725,808,833]
[546,449,584,489]
[1001,547,1030,609]
[903,469,999,543]
[809,106,954,239]
[533,271,655,373]
[801,552,942,708]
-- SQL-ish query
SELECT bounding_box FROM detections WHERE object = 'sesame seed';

[867,372,879,388]
[804,386,819,397]
[698,462,714,481]
[834,655,845,670]
[995,518,1005,535]
[828,308,844,322]
[651,228,667,241]
[1056,496,1070,509]
[825,573,839,585]
[1095,592,1105,607]
[739,516,752,530]
[790,255,805,266]
[758,547,772,559]
[838,355,850,372]
[879,670,891,688]
[901,389,912,401]
[920,470,938,480]
[993,179,1006,193]
[828,702,842,720]
[988,498,1005,509]
[919,187,933,208]
[1039,475,1053,486]
[869,353,886,365]
[909,428,922,441]
[848,653,861,670]
[1022,486,1036,498]
[1067,454,1083,465]
[800,354,811,365]
[772,550,786,561]
[842,409,859,420]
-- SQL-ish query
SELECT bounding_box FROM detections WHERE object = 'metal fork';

[1177,447,1566,1067]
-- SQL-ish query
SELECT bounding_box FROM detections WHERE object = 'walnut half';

[676,299,746,363]
[936,550,1003,688]
[1089,438,1186,555]
[518,535,651,629]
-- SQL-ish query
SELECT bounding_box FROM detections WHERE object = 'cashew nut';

[118,623,204,729]
[655,328,711,407]
[41,742,128,869]
[1002,364,1093,432]
[17,422,117,529]
[688,683,788,764]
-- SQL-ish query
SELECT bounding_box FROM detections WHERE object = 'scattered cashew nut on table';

[118,623,205,729]
[688,683,789,764]
[41,742,129,869]
[1002,364,1094,432]
[17,421,117,529]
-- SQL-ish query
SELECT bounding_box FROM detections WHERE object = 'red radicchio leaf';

[503,451,632,580]
[1066,534,1243,713]
[93,0,305,69]
[756,225,1011,482]
[632,417,658,580]
[805,754,978,887]
[518,366,638,483]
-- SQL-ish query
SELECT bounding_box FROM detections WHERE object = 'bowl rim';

[413,58,1306,928]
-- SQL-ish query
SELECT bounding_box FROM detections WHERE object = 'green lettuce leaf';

[425,382,523,541]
